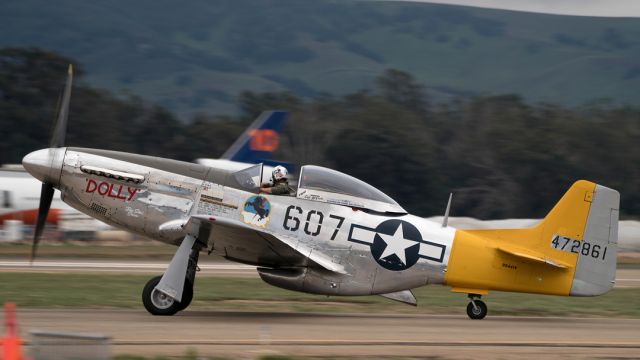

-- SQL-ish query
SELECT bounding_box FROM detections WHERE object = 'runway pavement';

[10,309,640,359]
[1,259,639,287]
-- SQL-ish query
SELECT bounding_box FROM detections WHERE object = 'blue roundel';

[370,219,422,271]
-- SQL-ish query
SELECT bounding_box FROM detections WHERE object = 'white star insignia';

[378,223,418,265]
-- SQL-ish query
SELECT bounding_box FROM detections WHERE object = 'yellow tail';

[445,180,619,296]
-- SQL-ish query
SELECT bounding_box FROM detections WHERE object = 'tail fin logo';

[249,129,280,152]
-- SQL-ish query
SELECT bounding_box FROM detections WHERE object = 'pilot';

[260,165,294,196]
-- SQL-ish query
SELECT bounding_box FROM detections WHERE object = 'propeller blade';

[31,183,54,263]
[29,65,73,264]
[50,64,73,148]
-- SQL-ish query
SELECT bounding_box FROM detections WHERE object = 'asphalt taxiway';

[11,310,640,359]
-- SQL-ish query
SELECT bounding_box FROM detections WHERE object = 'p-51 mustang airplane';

[23,66,619,319]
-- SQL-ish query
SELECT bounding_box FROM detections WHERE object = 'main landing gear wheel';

[142,275,191,316]
[466,299,487,320]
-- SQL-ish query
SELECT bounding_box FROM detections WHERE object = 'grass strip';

[1,272,638,317]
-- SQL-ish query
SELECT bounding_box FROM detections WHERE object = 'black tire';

[176,280,194,311]
[466,300,488,320]
[142,275,182,316]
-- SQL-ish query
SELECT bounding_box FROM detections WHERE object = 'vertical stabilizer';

[221,110,288,163]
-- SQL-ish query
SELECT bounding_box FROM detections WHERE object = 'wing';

[181,215,347,274]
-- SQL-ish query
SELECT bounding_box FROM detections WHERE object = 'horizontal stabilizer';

[496,244,569,269]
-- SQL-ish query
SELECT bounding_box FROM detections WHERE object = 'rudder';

[569,183,619,295]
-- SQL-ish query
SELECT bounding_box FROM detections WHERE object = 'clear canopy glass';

[226,163,263,193]
[297,165,403,211]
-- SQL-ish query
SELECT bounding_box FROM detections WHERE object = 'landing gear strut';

[177,247,199,311]
[466,294,487,320]
[142,235,201,316]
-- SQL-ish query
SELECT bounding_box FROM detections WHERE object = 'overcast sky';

[390,1,640,17]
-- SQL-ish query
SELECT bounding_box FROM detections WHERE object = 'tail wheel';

[466,300,488,320]
[142,275,186,316]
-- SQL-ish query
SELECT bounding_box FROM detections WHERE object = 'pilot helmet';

[272,165,288,181]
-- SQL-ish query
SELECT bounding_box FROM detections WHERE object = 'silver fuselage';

[27,147,456,296]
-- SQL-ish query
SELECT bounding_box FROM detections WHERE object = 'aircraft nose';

[22,148,65,185]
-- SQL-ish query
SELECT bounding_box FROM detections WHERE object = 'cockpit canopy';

[296,165,406,214]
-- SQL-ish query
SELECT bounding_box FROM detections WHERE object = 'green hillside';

[1,0,639,118]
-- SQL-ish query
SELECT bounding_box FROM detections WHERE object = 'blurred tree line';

[1,48,638,219]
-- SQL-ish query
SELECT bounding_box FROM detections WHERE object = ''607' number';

[551,235,608,261]
[283,205,345,239]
